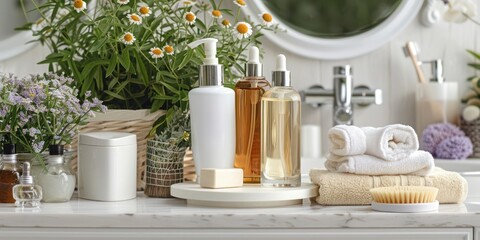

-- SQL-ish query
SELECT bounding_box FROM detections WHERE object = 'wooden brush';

[370,186,438,204]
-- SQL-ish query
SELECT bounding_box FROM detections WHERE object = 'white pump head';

[188,38,223,86]
[188,38,218,65]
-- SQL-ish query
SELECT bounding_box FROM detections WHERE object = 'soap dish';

[371,201,439,213]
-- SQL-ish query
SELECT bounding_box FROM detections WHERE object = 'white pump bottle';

[188,38,236,182]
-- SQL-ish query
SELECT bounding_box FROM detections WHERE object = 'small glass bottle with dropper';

[13,162,43,208]
[261,54,301,187]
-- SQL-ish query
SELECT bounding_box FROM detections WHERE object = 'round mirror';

[243,0,423,60]
[0,1,40,61]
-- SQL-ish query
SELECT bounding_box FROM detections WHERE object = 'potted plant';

[22,0,279,130]
[0,73,106,161]
[144,106,190,197]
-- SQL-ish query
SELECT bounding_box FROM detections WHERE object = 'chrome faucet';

[301,65,382,125]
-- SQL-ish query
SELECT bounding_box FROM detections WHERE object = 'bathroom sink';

[435,159,480,202]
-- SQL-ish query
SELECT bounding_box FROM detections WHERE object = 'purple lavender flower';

[421,123,465,155]
[28,127,40,137]
[0,107,7,117]
[32,141,45,153]
[435,136,473,159]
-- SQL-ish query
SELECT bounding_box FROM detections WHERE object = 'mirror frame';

[243,0,423,60]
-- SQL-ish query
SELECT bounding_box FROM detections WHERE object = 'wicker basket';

[69,109,164,190]
[144,140,186,197]
[460,116,480,157]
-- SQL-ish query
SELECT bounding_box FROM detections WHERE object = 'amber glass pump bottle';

[234,46,270,183]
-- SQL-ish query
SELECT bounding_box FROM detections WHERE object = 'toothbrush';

[403,41,426,83]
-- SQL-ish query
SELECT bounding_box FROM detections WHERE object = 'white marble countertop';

[0,193,480,229]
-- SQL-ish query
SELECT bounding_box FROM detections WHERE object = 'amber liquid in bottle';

[0,163,21,203]
[234,77,270,183]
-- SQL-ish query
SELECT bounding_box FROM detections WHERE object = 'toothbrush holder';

[415,82,459,136]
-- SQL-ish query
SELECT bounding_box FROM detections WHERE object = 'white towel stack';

[325,124,434,176]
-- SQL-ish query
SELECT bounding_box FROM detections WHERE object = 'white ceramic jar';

[78,132,137,201]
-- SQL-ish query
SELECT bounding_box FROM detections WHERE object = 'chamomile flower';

[120,32,136,45]
[138,4,152,17]
[179,0,196,7]
[233,22,252,39]
[233,0,246,7]
[210,9,222,19]
[259,12,274,26]
[163,45,174,55]
[184,12,196,25]
[73,0,87,13]
[221,19,231,28]
[118,0,129,5]
[149,47,164,59]
[127,13,142,25]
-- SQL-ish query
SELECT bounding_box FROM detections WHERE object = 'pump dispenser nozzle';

[272,54,291,87]
[188,38,223,86]
[188,38,219,65]
[246,46,263,77]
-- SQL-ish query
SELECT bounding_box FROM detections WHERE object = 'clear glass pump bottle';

[234,46,270,183]
[0,144,21,203]
[261,54,301,187]
[13,162,43,208]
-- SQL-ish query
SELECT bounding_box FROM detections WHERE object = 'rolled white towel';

[361,124,419,161]
[324,150,434,176]
[328,125,366,156]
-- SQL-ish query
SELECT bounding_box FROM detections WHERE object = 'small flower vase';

[144,140,186,198]
[36,145,76,203]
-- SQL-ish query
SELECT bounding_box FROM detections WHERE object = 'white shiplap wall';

[1,2,478,153]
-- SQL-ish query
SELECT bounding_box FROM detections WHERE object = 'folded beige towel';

[309,167,467,205]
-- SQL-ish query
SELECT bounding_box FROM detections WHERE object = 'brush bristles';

[370,186,439,204]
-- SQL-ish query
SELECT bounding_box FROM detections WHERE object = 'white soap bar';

[200,168,243,189]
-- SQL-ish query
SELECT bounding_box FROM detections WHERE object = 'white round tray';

[371,201,439,213]
[171,182,318,208]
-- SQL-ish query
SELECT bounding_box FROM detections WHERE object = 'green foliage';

[23,0,279,136]
[154,106,190,151]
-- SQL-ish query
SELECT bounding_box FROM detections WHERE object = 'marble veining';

[0,193,479,229]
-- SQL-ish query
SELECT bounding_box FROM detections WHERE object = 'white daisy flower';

[221,19,231,28]
[163,45,174,55]
[149,47,164,59]
[184,12,196,25]
[127,13,142,25]
[179,0,196,7]
[259,12,274,26]
[233,0,246,7]
[233,22,252,39]
[209,9,222,19]
[118,0,129,5]
[120,32,136,45]
[73,0,87,12]
[138,4,152,17]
